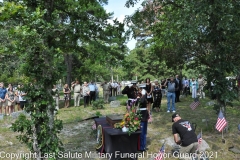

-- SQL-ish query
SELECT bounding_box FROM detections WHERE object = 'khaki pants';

[74,93,80,106]
[103,91,109,103]
[178,142,198,160]
[0,101,7,108]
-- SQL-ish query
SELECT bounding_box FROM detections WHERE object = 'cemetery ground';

[0,94,240,160]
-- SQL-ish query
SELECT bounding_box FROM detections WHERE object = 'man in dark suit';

[175,75,182,102]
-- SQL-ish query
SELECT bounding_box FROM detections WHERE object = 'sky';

[0,0,142,50]
[103,0,143,50]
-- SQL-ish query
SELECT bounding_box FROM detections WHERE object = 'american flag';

[190,99,200,110]
[155,143,165,160]
[215,110,227,132]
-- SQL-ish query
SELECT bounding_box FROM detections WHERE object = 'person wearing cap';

[172,113,198,159]
[122,80,138,111]
[136,91,149,151]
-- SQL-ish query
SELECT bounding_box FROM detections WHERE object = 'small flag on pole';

[155,143,165,160]
[197,132,202,150]
[190,98,200,110]
[215,110,227,132]
[197,132,202,144]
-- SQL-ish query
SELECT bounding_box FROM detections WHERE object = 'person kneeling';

[172,113,198,160]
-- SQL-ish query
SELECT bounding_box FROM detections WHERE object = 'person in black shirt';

[172,113,198,158]
[122,81,138,112]
[161,79,166,98]
[175,75,182,102]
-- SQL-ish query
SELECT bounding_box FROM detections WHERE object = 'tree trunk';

[32,124,41,160]
[64,53,73,86]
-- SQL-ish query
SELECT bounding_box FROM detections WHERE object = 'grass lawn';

[0,94,240,160]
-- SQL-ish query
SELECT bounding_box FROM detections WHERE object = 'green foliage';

[95,111,102,117]
[126,0,240,113]
[92,99,104,110]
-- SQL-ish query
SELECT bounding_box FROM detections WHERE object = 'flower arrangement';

[114,109,142,135]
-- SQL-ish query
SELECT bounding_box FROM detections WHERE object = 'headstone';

[164,136,210,151]
[110,101,120,107]
[0,114,4,120]
[11,111,30,119]
[206,101,215,106]
[108,96,116,102]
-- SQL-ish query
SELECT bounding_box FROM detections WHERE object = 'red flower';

[135,117,138,121]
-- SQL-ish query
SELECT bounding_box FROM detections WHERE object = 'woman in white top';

[190,78,198,98]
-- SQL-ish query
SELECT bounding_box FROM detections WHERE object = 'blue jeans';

[167,92,176,111]
[140,121,148,150]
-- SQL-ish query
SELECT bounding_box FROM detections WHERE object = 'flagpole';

[163,140,166,160]
[201,129,202,151]
[222,129,223,139]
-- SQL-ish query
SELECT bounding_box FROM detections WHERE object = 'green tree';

[0,0,125,159]
[126,0,240,114]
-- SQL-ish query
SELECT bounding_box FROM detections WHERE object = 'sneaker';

[172,110,176,113]
[167,110,170,113]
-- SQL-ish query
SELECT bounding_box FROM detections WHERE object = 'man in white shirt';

[111,81,118,96]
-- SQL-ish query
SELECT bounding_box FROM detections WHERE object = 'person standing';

[63,84,71,108]
[82,82,90,108]
[6,86,15,115]
[161,79,166,98]
[102,81,110,103]
[52,85,59,110]
[137,91,149,151]
[197,74,205,99]
[145,78,153,113]
[172,113,198,159]
[89,81,96,104]
[175,75,181,102]
[164,76,178,113]
[152,80,162,112]
[122,81,138,112]
[117,82,122,95]
[19,85,27,110]
[0,82,7,114]
[71,80,82,107]
[190,78,198,99]
[111,80,118,96]
[183,77,190,97]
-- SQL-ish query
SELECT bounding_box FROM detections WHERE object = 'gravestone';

[206,101,215,106]
[0,114,4,120]
[108,96,116,102]
[164,136,210,152]
[110,101,120,108]
[11,111,30,119]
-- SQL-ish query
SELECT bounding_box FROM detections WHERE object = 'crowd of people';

[52,80,123,109]
[0,83,27,115]
[120,75,208,154]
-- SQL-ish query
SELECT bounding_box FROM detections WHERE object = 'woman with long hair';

[63,84,71,108]
[5,86,15,115]
[152,80,162,112]
[145,78,153,113]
